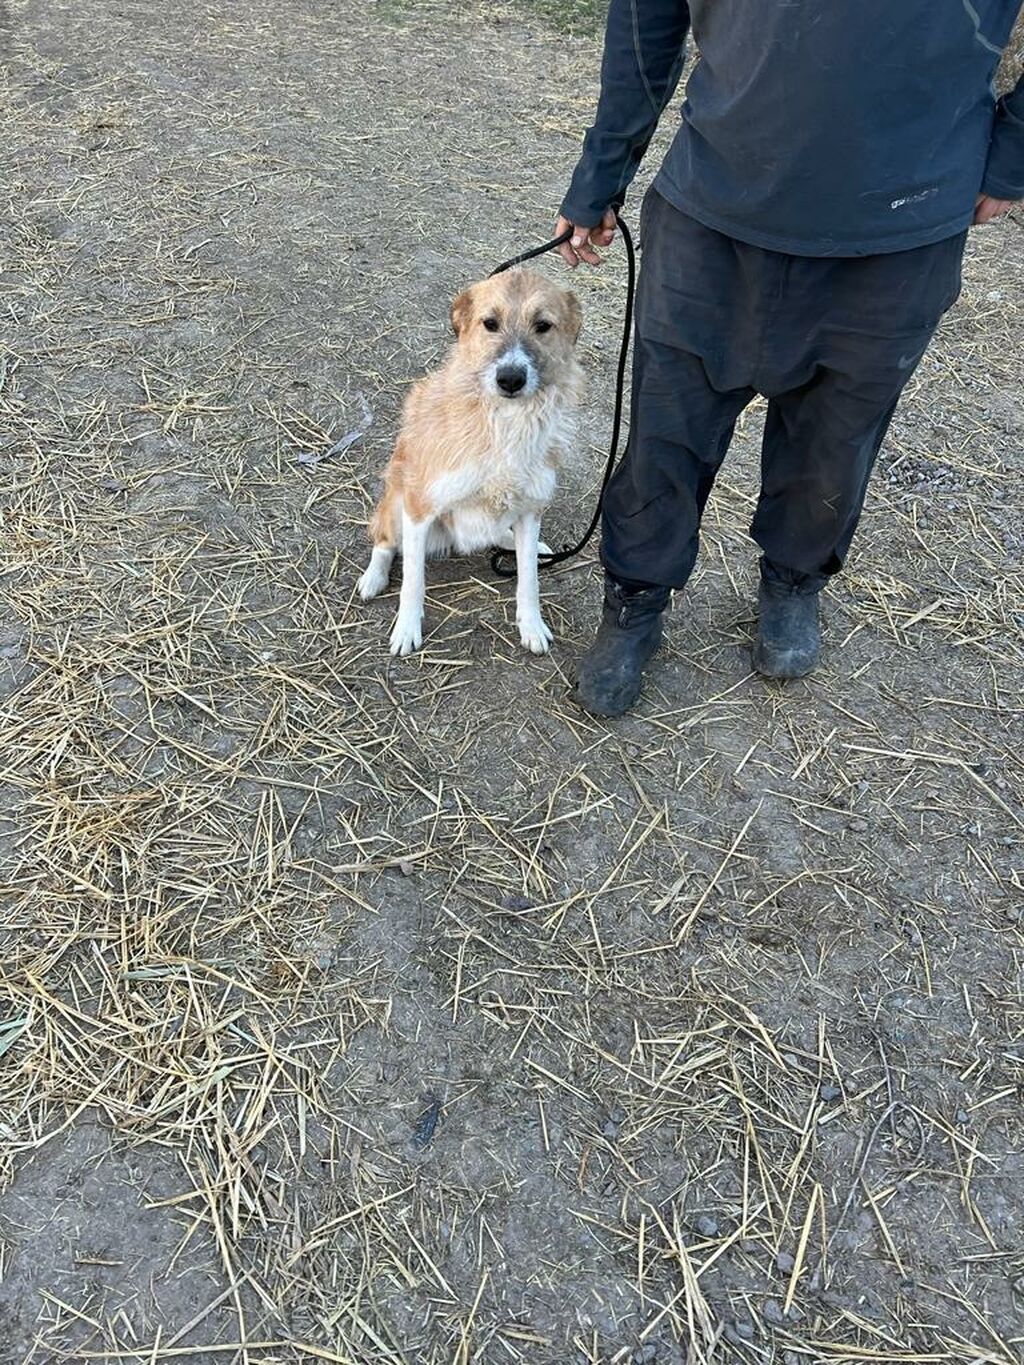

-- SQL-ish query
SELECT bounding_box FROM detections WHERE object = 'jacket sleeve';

[560,0,691,226]
[982,72,1024,199]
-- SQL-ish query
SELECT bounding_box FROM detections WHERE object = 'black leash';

[488,224,575,277]
[487,209,635,578]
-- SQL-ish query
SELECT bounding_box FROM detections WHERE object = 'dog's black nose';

[496,365,527,396]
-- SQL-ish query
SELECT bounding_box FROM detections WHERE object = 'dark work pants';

[601,189,968,593]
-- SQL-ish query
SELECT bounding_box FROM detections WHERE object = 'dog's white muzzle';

[487,344,539,400]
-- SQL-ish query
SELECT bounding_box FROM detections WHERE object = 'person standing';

[557,1,1024,716]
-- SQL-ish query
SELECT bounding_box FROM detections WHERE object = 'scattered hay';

[1,1,1022,1362]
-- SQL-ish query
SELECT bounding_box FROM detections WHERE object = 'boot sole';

[752,642,819,680]
[573,684,641,718]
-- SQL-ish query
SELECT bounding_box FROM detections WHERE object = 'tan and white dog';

[358,268,583,655]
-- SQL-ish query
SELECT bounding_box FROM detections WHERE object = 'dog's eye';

[534,320,553,334]
[482,317,500,333]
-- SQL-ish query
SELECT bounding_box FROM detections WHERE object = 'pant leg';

[601,336,753,589]
[600,192,757,590]
[752,355,909,590]
[751,232,967,591]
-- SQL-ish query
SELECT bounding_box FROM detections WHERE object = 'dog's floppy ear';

[451,287,475,337]
[564,290,583,343]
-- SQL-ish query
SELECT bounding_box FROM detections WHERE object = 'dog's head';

[449,269,582,401]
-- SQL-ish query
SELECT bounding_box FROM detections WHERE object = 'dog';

[357,268,583,656]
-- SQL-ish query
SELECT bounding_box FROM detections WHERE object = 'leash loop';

[488,209,635,579]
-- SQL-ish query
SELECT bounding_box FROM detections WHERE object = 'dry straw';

[1,1,1022,1362]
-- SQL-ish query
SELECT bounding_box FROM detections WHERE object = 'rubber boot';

[574,577,671,717]
[753,579,822,679]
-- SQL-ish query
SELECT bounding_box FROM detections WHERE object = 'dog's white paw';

[358,566,388,601]
[358,548,393,601]
[518,613,553,655]
[389,613,423,656]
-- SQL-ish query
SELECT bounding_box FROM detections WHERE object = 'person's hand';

[556,208,617,267]
[974,193,1017,224]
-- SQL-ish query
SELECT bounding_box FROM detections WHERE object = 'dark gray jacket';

[562,1,1024,255]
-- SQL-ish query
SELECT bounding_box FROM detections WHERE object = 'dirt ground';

[2,2,1023,1363]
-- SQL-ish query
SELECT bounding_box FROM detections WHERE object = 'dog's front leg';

[513,511,553,655]
[390,510,431,656]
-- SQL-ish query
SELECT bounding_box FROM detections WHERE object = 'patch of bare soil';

[1,2,1022,1362]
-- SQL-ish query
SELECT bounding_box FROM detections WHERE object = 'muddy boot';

[574,577,671,717]
[753,580,821,679]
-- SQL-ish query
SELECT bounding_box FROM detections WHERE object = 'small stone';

[601,1105,625,1139]
[503,894,534,911]
[632,1344,658,1364]
[732,1318,755,1340]
[819,1081,842,1103]
[722,1324,749,1348]
[776,1250,796,1273]
[398,860,414,877]
[694,1214,719,1238]
[762,1299,786,1325]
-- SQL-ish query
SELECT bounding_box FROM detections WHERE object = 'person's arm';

[977,69,1024,220]
[557,0,690,265]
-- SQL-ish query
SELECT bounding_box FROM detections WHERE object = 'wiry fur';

[358,269,584,656]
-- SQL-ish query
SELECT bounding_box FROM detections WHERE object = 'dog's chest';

[440,403,567,516]
[480,454,557,514]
